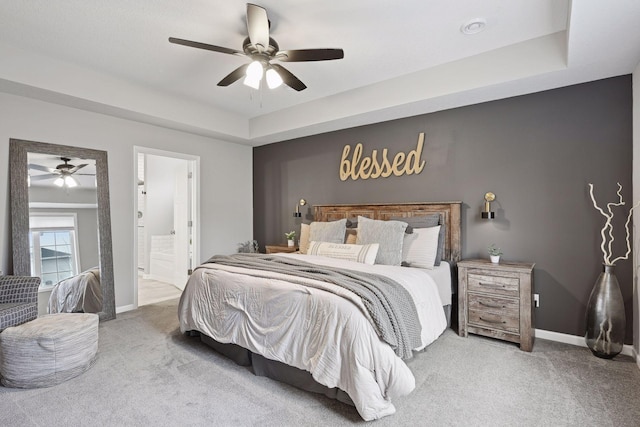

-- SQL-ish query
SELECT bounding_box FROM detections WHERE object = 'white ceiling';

[1,0,639,146]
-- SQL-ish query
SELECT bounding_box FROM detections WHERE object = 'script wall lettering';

[339,132,426,181]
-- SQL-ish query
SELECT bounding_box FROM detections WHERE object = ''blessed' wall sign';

[339,132,426,181]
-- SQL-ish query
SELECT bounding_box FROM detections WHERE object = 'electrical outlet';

[534,293,540,307]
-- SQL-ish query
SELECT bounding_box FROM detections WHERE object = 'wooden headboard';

[314,202,462,265]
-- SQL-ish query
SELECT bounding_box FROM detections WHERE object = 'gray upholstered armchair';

[0,276,41,332]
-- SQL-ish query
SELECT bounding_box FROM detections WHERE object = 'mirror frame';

[9,138,115,321]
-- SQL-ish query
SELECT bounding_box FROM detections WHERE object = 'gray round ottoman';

[0,313,99,388]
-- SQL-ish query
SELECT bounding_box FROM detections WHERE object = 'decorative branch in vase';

[585,182,639,358]
[588,182,639,266]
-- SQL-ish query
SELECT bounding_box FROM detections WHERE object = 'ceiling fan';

[169,3,344,91]
[29,157,92,187]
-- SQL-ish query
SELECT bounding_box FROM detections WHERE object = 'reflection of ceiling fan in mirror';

[28,157,95,188]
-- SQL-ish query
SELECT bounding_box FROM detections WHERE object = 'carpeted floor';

[1,299,639,426]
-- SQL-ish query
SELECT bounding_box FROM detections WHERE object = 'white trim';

[30,202,98,209]
[116,304,136,314]
[535,329,635,358]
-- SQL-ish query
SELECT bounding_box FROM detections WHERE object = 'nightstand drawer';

[468,294,520,333]
[468,294,519,314]
[468,273,519,297]
[468,310,520,334]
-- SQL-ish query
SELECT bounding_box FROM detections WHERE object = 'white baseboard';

[116,304,136,314]
[535,329,635,358]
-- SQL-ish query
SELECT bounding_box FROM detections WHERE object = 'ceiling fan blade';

[218,63,250,86]
[28,164,55,173]
[68,164,88,174]
[246,3,269,52]
[169,37,245,57]
[271,64,307,91]
[277,49,344,62]
[30,174,58,181]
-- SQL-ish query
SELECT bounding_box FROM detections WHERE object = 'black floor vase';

[585,264,625,358]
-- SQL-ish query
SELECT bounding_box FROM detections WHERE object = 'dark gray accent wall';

[253,76,633,343]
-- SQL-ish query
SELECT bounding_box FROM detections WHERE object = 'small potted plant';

[285,231,296,247]
[488,243,503,263]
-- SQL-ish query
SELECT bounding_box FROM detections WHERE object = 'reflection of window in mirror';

[29,213,80,290]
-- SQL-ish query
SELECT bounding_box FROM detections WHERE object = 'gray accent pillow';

[356,216,408,266]
[349,217,412,233]
[391,214,445,266]
[309,219,347,244]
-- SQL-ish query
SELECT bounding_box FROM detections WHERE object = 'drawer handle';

[479,301,505,309]
[479,316,507,324]
[478,282,505,288]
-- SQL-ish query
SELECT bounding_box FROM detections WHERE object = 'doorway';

[133,147,199,307]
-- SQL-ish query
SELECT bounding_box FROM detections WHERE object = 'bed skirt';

[199,333,354,406]
[194,303,452,408]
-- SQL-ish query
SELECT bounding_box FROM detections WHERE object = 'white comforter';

[48,268,102,314]
[178,253,446,420]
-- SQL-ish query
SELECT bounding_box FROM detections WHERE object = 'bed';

[178,202,461,420]
[48,268,102,314]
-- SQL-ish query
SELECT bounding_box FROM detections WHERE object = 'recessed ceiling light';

[461,18,487,35]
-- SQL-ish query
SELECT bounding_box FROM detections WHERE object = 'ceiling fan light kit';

[265,67,283,89]
[28,156,90,188]
[169,3,344,92]
[54,175,78,188]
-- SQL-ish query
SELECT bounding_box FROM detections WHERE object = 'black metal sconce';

[293,198,307,217]
[482,192,495,219]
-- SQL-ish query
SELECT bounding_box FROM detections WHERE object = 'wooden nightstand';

[265,244,298,254]
[457,259,535,351]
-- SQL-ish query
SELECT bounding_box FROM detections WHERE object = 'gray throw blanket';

[201,253,422,360]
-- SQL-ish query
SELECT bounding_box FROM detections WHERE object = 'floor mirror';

[9,139,115,321]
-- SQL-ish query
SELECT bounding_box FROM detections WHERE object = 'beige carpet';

[138,277,182,306]
[1,299,639,426]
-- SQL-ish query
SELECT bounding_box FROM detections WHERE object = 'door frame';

[132,146,200,308]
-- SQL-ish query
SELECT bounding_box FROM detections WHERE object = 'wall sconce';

[482,192,495,219]
[293,198,307,217]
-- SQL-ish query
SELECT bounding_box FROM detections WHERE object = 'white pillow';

[307,241,379,265]
[402,226,441,269]
[299,223,310,254]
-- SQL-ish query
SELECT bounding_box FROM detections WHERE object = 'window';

[29,213,80,289]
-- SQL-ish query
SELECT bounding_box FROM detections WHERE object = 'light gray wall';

[28,186,100,272]
[30,207,100,272]
[0,91,253,311]
[28,186,97,205]
[254,76,634,343]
